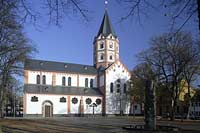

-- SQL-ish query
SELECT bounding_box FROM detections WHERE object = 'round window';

[72,97,78,104]
[86,98,92,105]
[96,98,102,105]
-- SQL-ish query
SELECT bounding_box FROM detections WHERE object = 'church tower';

[93,11,119,69]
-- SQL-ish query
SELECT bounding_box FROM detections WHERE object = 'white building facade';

[189,102,200,119]
[23,10,131,117]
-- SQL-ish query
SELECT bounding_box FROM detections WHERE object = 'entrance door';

[45,105,51,117]
[42,100,53,117]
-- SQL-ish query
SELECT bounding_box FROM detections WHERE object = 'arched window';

[124,83,127,93]
[117,79,121,83]
[62,77,66,86]
[85,78,88,87]
[36,75,40,84]
[68,77,71,86]
[42,75,46,84]
[117,79,121,88]
[110,83,113,93]
[90,79,93,88]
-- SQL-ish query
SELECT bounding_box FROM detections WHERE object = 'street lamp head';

[93,103,97,107]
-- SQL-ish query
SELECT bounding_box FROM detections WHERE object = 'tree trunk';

[186,83,191,119]
[170,80,179,121]
[144,80,156,130]
[0,71,9,118]
[170,86,176,121]
[170,98,175,121]
[0,89,4,118]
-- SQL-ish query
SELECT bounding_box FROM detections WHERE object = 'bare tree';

[138,31,199,120]
[165,0,199,32]
[1,0,89,26]
[5,77,23,117]
[182,40,200,119]
[130,62,156,116]
[0,0,36,118]
[118,0,200,32]
[117,0,157,24]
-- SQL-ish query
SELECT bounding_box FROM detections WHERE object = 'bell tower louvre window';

[100,54,104,60]
[100,43,104,49]
[109,55,113,60]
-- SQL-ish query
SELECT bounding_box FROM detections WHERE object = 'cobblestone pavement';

[0,117,200,132]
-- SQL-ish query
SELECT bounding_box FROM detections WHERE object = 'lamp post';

[89,103,97,117]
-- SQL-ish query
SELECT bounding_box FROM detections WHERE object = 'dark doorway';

[45,105,51,117]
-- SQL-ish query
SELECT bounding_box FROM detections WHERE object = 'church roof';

[97,10,117,37]
[24,84,102,96]
[24,59,97,75]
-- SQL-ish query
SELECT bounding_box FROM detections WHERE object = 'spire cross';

[105,0,108,10]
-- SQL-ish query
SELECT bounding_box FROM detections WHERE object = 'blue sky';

[24,0,199,71]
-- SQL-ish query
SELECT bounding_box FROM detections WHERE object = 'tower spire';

[93,8,119,69]
[97,8,117,38]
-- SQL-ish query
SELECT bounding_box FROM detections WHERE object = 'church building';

[23,10,131,117]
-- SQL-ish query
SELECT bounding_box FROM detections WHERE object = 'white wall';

[27,71,52,85]
[98,40,105,50]
[190,102,200,116]
[83,96,102,114]
[41,72,52,85]
[79,75,96,88]
[107,51,115,62]
[26,94,68,114]
[70,96,81,114]
[97,51,105,62]
[100,75,104,87]
[25,94,102,115]
[27,70,97,88]
[105,61,131,114]
[56,73,77,86]
[93,77,97,88]
[28,71,40,84]
[106,40,115,51]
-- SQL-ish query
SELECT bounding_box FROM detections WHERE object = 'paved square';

[0,117,200,132]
